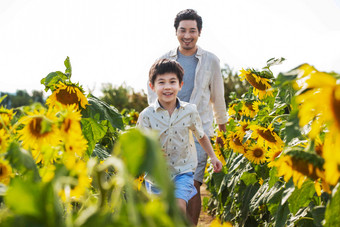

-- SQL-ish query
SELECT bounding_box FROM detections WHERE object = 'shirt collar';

[170,45,203,58]
[154,98,182,111]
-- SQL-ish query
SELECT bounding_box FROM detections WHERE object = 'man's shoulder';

[159,48,177,59]
[179,100,198,112]
[199,47,220,62]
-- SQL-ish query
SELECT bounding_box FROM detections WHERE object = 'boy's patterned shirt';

[137,99,205,179]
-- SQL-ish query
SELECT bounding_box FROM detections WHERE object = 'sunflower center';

[56,89,79,105]
[245,103,254,111]
[253,148,264,158]
[245,73,267,91]
[64,119,72,133]
[273,151,282,159]
[29,117,48,137]
[291,158,318,180]
[242,124,249,132]
[0,165,3,175]
[331,86,340,128]
[258,129,277,143]
[232,135,242,146]
[315,145,323,156]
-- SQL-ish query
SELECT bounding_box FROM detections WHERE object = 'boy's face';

[176,20,200,52]
[150,73,183,107]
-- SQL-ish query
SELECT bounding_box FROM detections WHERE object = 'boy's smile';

[150,73,183,111]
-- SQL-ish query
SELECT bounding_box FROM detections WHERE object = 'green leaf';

[5,142,40,182]
[269,167,279,188]
[288,180,315,215]
[312,206,325,227]
[81,95,124,130]
[266,57,285,68]
[240,172,257,186]
[114,128,147,177]
[81,118,108,156]
[64,56,72,78]
[274,202,290,227]
[5,177,42,218]
[40,71,67,92]
[0,94,7,104]
[324,185,340,226]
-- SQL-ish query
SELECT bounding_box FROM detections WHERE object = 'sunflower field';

[204,58,340,226]
[0,57,190,227]
[1,57,340,227]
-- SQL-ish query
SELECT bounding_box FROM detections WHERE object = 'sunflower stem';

[271,114,290,124]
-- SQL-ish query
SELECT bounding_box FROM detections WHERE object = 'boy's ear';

[149,82,154,91]
[179,81,184,89]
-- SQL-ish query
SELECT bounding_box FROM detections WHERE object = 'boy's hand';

[211,157,223,173]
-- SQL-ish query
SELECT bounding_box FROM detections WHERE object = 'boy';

[137,58,222,215]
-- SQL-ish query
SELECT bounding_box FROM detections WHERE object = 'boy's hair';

[174,9,203,33]
[149,59,184,85]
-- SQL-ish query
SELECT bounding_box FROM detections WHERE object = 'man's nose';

[184,32,191,38]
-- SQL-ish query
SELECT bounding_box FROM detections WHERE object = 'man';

[147,9,228,225]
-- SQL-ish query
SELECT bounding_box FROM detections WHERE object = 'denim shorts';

[145,172,197,203]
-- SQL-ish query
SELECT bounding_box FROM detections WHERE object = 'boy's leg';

[187,139,208,225]
[174,172,197,224]
[176,198,187,214]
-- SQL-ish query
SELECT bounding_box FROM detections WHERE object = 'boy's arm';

[197,134,223,173]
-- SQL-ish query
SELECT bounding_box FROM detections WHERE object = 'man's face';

[176,20,200,52]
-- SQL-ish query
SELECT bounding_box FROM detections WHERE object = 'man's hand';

[211,157,223,173]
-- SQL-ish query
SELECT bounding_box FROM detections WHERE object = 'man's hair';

[174,9,202,33]
[149,59,184,85]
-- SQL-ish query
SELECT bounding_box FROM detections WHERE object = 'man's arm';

[198,134,222,173]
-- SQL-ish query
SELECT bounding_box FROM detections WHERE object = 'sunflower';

[59,104,83,135]
[210,218,233,227]
[0,107,15,130]
[134,174,145,191]
[228,103,237,116]
[245,144,267,164]
[40,164,56,183]
[227,131,247,154]
[239,69,273,100]
[59,156,92,202]
[322,131,340,185]
[274,153,327,191]
[235,120,250,139]
[241,101,257,118]
[0,129,9,153]
[213,139,226,166]
[46,82,88,110]
[250,124,284,149]
[266,147,283,167]
[18,108,61,150]
[295,67,340,137]
[64,135,88,157]
[0,158,13,185]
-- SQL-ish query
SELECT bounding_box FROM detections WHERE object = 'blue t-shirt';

[177,50,198,102]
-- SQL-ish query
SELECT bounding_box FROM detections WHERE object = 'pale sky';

[1,0,340,97]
